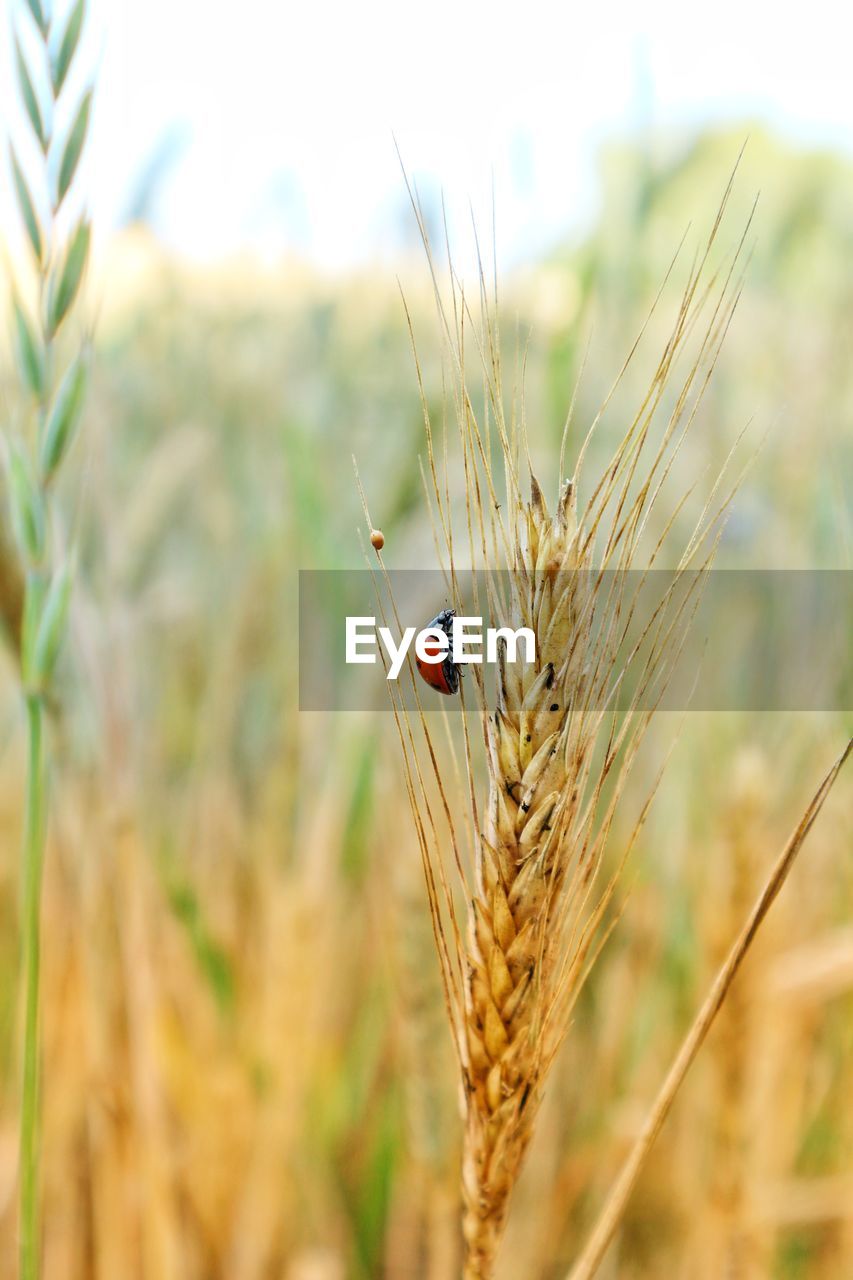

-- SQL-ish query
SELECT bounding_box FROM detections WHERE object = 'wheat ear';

[360,164,755,1278]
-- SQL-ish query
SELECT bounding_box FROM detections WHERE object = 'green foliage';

[30,561,73,686]
[10,147,43,264]
[20,573,47,684]
[23,0,49,37]
[6,443,46,565]
[39,352,88,479]
[4,7,95,1277]
[55,86,92,206]
[14,34,48,151]
[12,296,45,400]
[46,218,90,337]
[167,880,236,1016]
[51,0,86,96]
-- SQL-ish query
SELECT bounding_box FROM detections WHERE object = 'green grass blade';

[12,296,45,400]
[23,0,49,37]
[50,0,85,96]
[46,219,90,337]
[39,354,88,479]
[10,146,44,264]
[15,36,48,152]
[55,87,92,208]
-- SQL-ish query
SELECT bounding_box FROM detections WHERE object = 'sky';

[1,0,852,269]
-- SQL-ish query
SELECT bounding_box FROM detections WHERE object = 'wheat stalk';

[3,1,94,1274]
[358,164,758,1277]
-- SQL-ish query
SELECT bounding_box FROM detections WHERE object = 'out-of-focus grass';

[0,125,849,1278]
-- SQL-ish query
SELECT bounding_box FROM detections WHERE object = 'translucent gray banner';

[298,570,851,712]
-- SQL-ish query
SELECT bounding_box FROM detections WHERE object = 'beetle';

[415,608,461,696]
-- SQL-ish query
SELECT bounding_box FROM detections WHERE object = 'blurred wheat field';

[0,128,850,1278]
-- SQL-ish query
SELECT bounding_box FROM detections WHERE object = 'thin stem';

[20,692,46,1280]
[567,738,851,1280]
[8,4,92,1274]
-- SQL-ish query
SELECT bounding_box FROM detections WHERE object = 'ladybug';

[415,608,460,696]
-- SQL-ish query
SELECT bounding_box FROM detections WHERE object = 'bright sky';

[1,0,851,268]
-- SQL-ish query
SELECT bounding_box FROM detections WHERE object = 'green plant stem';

[20,692,45,1280]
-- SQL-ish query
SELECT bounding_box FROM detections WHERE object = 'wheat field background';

[0,125,850,1278]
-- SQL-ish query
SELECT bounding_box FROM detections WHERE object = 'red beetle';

[415,608,460,696]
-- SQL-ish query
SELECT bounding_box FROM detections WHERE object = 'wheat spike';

[361,160,755,1278]
[461,477,587,1272]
